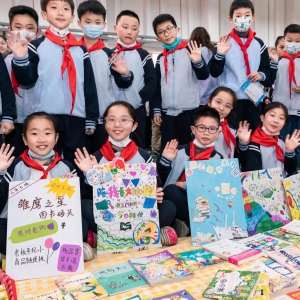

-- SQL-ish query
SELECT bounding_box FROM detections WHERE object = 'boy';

[77,0,133,152]
[209,0,270,131]
[157,106,223,236]
[112,10,156,149]
[8,0,99,170]
[152,14,210,152]
[2,5,41,157]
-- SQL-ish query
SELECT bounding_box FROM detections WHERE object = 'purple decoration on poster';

[148,166,157,176]
[123,179,130,187]
[57,244,82,272]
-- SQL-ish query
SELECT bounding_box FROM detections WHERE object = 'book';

[91,262,147,295]
[147,289,196,299]
[128,250,194,287]
[283,173,300,220]
[174,248,224,271]
[280,220,300,236]
[125,296,142,300]
[273,290,300,300]
[55,272,108,299]
[249,272,270,300]
[202,270,261,299]
[265,228,300,244]
[23,288,64,300]
[202,239,262,265]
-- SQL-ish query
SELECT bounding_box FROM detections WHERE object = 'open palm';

[0,144,15,171]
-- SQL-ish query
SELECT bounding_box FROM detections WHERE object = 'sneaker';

[83,242,94,261]
[86,230,97,248]
[160,226,178,246]
[173,218,189,237]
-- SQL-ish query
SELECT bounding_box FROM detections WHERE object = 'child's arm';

[152,56,162,126]
[235,121,251,167]
[243,142,263,172]
[267,48,279,87]
[284,130,300,174]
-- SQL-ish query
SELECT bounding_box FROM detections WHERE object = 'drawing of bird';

[209,222,215,226]
[213,215,222,223]
[213,203,223,214]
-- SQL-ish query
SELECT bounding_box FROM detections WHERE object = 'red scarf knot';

[79,37,105,53]
[115,41,142,55]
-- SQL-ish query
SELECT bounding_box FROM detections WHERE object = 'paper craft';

[185,159,248,246]
[147,289,196,299]
[6,178,83,280]
[88,162,161,253]
[283,174,300,220]
[241,168,290,236]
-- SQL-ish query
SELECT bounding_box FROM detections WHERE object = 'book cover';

[283,173,300,220]
[125,296,142,300]
[202,270,261,299]
[185,159,248,246]
[128,250,194,287]
[55,272,108,299]
[273,290,300,300]
[174,248,224,271]
[92,262,147,295]
[228,249,263,265]
[241,168,290,236]
[249,272,270,300]
[265,228,300,244]
[23,288,64,300]
[147,289,196,299]
[280,220,300,236]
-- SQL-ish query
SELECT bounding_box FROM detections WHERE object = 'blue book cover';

[185,159,248,246]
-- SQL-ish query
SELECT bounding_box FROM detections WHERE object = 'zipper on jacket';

[172,53,175,111]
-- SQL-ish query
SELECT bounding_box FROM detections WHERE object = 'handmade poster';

[283,173,300,220]
[88,161,161,253]
[185,159,248,246]
[6,178,84,280]
[241,168,290,236]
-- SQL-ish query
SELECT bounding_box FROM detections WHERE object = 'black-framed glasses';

[194,125,218,134]
[157,26,176,37]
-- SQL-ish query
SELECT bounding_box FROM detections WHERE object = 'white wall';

[0,0,300,47]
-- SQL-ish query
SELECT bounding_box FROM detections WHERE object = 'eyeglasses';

[212,99,233,110]
[104,117,134,125]
[194,125,219,134]
[157,26,176,37]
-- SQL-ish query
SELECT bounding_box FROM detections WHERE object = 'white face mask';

[108,136,131,148]
[234,17,252,32]
[285,42,300,55]
[13,30,36,42]
[49,23,69,38]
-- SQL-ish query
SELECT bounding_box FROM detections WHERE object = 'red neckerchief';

[250,126,284,163]
[230,29,256,75]
[45,28,82,114]
[19,149,62,179]
[281,52,300,98]
[180,142,214,182]
[161,41,188,83]
[100,139,138,162]
[11,70,22,98]
[79,36,105,53]
[220,119,236,158]
[115,41,142,54]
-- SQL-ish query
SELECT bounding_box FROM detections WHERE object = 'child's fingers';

[0,143,5,154]
[82,147,89,158]
[8,156,15,165]
[7,146,15,159]
[74,158,80,166]
[74,150,83,161]
[3,144,10,156]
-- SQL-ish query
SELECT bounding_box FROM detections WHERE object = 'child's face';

[229,7,255,30]
[78,12,106,28]
[276,39,285,56]
[156,21,179,45]
[0,37,8,55]
[260,108,286,134]
[41,0,74,30]
[114,16,139,45]
[104,105,138,142]
[191,117,220,146]
[23,117,58,157]
[285,32,300,43]
[207,91,234,120]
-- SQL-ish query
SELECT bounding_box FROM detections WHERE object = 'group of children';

[0,0,300,262]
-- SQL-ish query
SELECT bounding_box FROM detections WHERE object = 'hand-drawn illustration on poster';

[283,173,300,220]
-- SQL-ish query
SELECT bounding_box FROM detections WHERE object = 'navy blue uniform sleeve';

[244,142,263,172]
[0,55,16,120]
[208,48,225,78]
[255,38,270,87]
[157,155,173,186]
[152,55,162,117]
[268,59,279,88]
[186,47,209,80]
[285,151,298,175]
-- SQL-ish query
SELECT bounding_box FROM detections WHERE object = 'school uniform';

[153,41,210,151]
[110,42,157,149]
[209,29,270,130]
[0,150,76,255]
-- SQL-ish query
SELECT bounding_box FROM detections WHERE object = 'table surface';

[16,237,268,299]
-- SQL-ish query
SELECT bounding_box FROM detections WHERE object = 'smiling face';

[207,91,234,120]
[0,37,8,54]
[261,107,286,134]
[114,15,139,45]
[155,21,179,45]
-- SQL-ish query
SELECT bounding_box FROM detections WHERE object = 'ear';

[207,99,211,107]
[55,133,59,144]
[176,27,180,34]
[260,115,264,123]
[190,126,196,136]
[103,22,107,30]
[22,134,27,146]
[132,122,138,132]
[36,28,42,37]
[70,14,75,23]
[156,37,161,42]
[251,15,255,22]
[8,27,12,33]
[114,25,117,33]
[41,11,48,21]
[216,130,221,137]
[228,16,234,24]
[77,20,83,29]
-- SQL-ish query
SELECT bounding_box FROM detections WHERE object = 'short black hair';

[229,0,255,18]
[152,14,177,36]
[0,35,7,42]
[194,106,220,126]
[77,0,106,21]
[40,0,75,15]
[284,24,300,37]
[9,5,39,27]
[116,10,139,25]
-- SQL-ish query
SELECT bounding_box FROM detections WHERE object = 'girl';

[242,102,300,175]
[207,86,252,158]
[0,36,8,56]
[74,101,178,247]
[0,112,86,258]
[189,27,219,106]
[268,36,285,59]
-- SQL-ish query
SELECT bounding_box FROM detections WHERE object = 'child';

[0,36,8,55]
[2,5,41,157]
[207,86,252,158]
[157,106,223,235]
[209,0,270,131]
[189,27,219,106]
[111,10,156,149]
[152,14,210,151]
[74,101,178,246]
[77,0,133,152]
[7,0,99,173]
[241,102,299,176]
[268,36,285,58]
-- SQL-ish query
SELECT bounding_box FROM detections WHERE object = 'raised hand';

[0,144,15,171]
[187,41,202,62]
[268,47,279,62]
[162,139,178,160]
[74,147,97,173]
[217,35,232,54]
[7,31,28,57]
[237,121,252,144]
[285,129,300,151]
[110,53,130,76]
